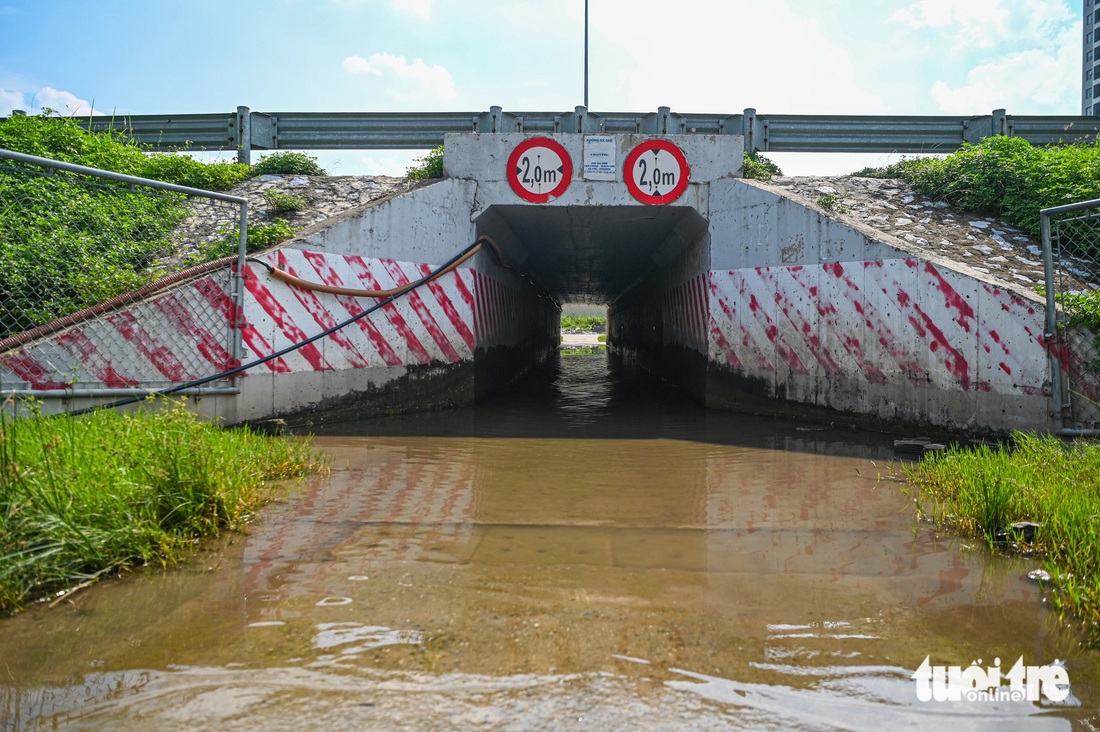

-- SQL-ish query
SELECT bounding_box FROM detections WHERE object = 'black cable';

[67,238,488,417]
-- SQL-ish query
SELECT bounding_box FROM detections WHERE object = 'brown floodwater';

[2,354,1099,730]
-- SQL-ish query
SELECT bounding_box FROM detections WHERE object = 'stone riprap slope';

[166,174,419,266]
[770,175,1096,293]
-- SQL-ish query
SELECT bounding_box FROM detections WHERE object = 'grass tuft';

[0,401,324,611]
[905,432,1100,643]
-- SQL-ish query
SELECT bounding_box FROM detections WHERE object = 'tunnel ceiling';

[476,205,708,305]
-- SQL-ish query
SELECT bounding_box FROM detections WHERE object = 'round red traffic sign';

[506,137,573,203]
[624,139,690,205]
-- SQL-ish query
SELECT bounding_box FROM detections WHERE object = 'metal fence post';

[1040,210,1065,429]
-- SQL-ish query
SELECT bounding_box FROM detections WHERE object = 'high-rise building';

[1086,0,1099,114]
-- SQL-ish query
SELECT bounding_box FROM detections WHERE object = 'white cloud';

[889,0,1074,50]
[392,0,431,17]
[343,53,456,100]
[930,26,1080,114]
[33,87,101,116]
[328,0,431,16]
[0,87,103,117]
[584,1,888,115]
[0,88,26,115]
[888,0,1009,48]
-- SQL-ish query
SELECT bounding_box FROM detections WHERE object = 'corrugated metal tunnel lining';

[475,205,709,305]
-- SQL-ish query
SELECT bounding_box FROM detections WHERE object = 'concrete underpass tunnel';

[445,132,740,403]
[473,202,711,398]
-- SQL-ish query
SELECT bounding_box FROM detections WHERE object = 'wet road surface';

[1,354,1098,730]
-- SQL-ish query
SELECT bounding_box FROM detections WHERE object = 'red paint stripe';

[486,277,498,343]
[154,295,237,371]
[345,256,432,364]
[786,268,885,383]
[416,262,475,353]
[195,274,290,373]
[382,259,461,363]
[108,311,195,382]
[677,283,688,343]
[5,353,70,390]
[912,302,971,388]
[706,276,744,369]
[748,288,808,376]
[56,330,138,387]
[472,271,483,344]
[297,252,403,367]
[244,271,332,372]
[275,251,369,369]
[924,262,975,333]
[695,276,708,347]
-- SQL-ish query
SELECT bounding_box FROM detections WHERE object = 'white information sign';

[583,136,617,181]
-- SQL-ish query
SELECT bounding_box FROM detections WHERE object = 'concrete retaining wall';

[704,180,1051,433]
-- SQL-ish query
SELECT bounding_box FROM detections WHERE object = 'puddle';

[1,355,1097,730]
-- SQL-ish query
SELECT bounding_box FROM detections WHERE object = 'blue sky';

[0,0,1085,175]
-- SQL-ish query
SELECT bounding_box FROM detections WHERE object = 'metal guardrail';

[6,105,1096,164]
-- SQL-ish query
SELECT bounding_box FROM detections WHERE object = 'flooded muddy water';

[2,355,1099,730]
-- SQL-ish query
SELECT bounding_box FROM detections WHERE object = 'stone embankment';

[770,175,1095,293]
[169,174,420,264]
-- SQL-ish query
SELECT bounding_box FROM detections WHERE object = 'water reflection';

[1,354,1098,730]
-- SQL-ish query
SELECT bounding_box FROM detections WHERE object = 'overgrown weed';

[0,401,323,612]
[905,433,1100,643]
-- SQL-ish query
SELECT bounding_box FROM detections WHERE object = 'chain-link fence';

[1042,198,1100,433]
[0,149,247,397]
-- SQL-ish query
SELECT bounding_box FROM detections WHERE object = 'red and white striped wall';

[243,249,476,372]
[707,258,1049,423]
[657,273,709,353]
[0,249,480,393]
[1,273,242,391]
[473,269,556,349]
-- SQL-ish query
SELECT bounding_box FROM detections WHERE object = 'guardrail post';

[964,113,993,146]
[639,107,680,135]
[236,106,251,164]
[992,108,1007,137]
[741,108,763,152]
[475,106,523,134]
[564,106,604,134]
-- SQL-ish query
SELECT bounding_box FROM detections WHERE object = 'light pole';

[584,0,589,109]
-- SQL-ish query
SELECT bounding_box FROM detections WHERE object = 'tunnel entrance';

[474,204,712,402]
[475,205,709,305]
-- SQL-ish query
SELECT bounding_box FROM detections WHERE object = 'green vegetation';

[141,153,253,191]
[0,114,325,340]
[187,219,296,264]
[406,145,444,179]
[252,151,327,177]
[816,193,849,214]
[905,433,1100,644]
[743,151,782,181]
[263,188,308,213]
[560,314,606,332]
[854,136,1100,240]
[0,402,323,612]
